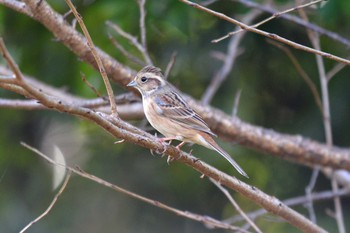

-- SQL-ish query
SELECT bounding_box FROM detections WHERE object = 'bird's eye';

[140,76,148,83]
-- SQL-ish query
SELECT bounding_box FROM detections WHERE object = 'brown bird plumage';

[127,65,248,178]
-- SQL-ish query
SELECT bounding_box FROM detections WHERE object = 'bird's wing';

[154,91,216,137]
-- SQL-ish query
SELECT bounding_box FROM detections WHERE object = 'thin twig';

[227,188,349,224]
[331,174,346,233]
[201,9,260,104]
[231,0,350,48]
[232,89,242,117]
[0,38,24,81]
[210,178,263,233]
[64,0,118,117]
[299,8,324,223]
[179,0,350,67]
[21,142,248,232]
[108,33,146,66]
[267,39,323,113]
[80,72,103,98]
[137,0,152,65]
[164,52,177,79]
[304,168,320,223]
[298,4,345,232]
[215,0,324,42]
[106,21,144,50]
[19,171,71,233]
[106,20,152,65]
[326,60,348,81]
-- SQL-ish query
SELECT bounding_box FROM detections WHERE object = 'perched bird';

[127,65,248,178]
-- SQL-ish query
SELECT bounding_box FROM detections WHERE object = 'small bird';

[127,65,248,178]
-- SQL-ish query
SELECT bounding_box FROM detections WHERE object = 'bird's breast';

[143,97,176,137]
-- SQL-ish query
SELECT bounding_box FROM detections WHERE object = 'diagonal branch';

[180,0,350,67]
[64,0,118,117]
[21,142,246,232]
[0,36,327,233]
[214,0,324,43]
[210,178,263,233]
[19,172,71,233]
[232,0,350,48]
[2,0,350,176]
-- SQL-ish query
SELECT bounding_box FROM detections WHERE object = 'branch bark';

[1,0,345,173]
[0,32,327,233]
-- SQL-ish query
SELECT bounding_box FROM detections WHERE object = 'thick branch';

[188,98,350,171]
[0,36,327,233]
[13,0,350,172]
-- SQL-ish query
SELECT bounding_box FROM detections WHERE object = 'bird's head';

[127,65,166,96]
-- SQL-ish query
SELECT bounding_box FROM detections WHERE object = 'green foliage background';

[0,0,349,232]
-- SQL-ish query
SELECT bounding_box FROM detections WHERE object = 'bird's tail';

[204,136,248,178]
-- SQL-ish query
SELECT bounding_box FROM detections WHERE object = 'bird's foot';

[167,155,175,164]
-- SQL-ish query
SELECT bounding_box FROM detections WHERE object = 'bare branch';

[180,0,350,67]
[164,52,177,79]
[21,142,249,232]
[298,4,345,231]
[106,20,152,65]
[80,72,103,98]
[232,0,350,48]
[210,178,263,233]
[228,188,349,224]
[137,0,152,65]
[8,0,348,173]
[64,0,118,117]
[214,0,324,42]
[305,168,320,223]
[108,33,146,66]
[326,58,349,81]
[0,0,32,17]
[0,38,327,233]
[19,170,71,233]
[0,98,43,109]
[0,38,24,81]
[331,174,346,233]
[232,89,242,117]
[201,9,260,104]
[267,39,323,113]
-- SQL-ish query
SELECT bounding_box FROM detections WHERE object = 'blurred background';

[0,0,350,232]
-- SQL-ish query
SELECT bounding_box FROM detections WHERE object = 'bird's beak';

[127,80,137,87]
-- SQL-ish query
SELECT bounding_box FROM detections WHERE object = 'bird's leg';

[175,141,186,150]
[167,155,174,164]
[157,137,177,154]
[159,137,176,145]
[165,140,186,164]
[152,135,176,155]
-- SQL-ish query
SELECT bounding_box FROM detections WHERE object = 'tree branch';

[180,0,350,66]
[0,35,327,233]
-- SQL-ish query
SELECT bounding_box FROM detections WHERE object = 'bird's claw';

[150,139,168,156]
[167,155,175,164]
